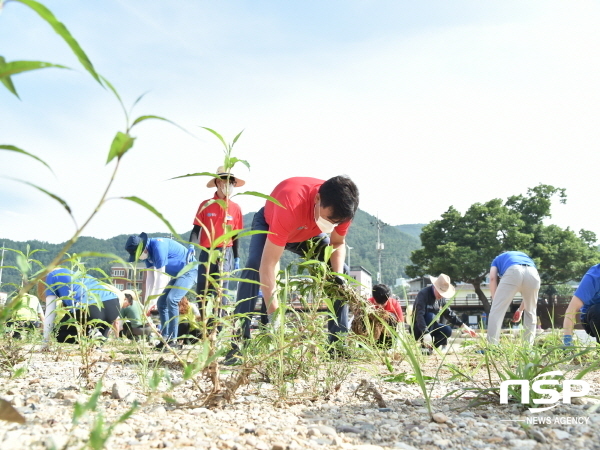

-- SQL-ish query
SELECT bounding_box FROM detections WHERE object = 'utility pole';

[346,245,353,270]
[371,214,385,283]
[0,243,4,286]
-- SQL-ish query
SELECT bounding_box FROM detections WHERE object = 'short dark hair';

[318,175,359,222]
[372,284,391,305]
[124,293,133,303]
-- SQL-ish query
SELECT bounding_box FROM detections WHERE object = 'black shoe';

[223,345,242,366]
[327,345,351,360]
[155,341,180,352]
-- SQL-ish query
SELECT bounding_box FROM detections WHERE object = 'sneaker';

[223,345,242,366]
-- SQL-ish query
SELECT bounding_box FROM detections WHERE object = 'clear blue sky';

[2,0,600,243]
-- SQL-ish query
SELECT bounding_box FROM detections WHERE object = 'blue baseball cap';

[125,232,148,262]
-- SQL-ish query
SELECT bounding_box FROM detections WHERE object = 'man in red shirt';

[189,166,244,306]
[228,176,359,362]
[368,284,404,347]
[368,284,404,323]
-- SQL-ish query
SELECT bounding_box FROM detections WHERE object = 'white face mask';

[314,203,338,233]
[139,250,148,261]
[218,181,234,197]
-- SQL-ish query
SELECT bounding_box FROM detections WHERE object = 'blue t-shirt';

[491,251,535,276]
[145,238,194,277]
[80,276,118,305]
[44,268,85,307]
[574,264,600,316]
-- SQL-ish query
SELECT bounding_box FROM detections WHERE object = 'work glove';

[563,334,573,346]
[422,333,433,348]
[234,257,240,271]
[512,309,523,323]
[332,274,346,286]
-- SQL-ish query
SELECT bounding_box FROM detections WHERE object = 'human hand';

[234,257,240,271]
[465,326,477,338]
[332,274,346,286]
[422,333,433,348]
[512,309,523,323]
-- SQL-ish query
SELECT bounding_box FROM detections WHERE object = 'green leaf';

[235,191,284,208]
[0,56,18,97]
[99,75,128,123]
[0,144,53,173]
[131,114,181,130]
[13,0,102,84]
[121,196,180,239]
[202,127,227,149]
[4,177,73,216]
[0,59,69,77]
[227,156,250,171]
[15,253,30,277]
[169,171,222,181]
[106,131,135,164]
[232,130,244,144]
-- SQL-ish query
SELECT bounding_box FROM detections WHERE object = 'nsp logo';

[499,370,590,413]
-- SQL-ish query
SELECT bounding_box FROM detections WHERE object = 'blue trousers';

[235,207,349,342]
[414,312,452,348]
[157,267,198,341]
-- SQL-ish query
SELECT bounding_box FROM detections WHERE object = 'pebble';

[0,343,597,450]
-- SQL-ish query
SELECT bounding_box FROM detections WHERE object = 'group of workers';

[10,168,600,355]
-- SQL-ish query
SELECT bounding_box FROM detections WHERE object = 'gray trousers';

[487,265,541,345]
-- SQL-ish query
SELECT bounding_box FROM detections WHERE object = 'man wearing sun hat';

[189,167,245,325]
[487,251,540,345]
[125,232,197,349]
[413,273,477,351]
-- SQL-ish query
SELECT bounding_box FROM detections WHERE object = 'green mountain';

[0,210,421,293]
[395,224,425,240]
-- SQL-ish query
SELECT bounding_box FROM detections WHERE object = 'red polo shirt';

[263,177,352,246]
[193,193,243,248]
[368,296,404,322]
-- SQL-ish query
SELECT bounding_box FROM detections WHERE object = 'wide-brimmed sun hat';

[429,273,456,298]
[207,166,246,188]
[125,232,148,262]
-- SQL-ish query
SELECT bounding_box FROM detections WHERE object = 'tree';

[406,199,531,312]
[406,185,599,313]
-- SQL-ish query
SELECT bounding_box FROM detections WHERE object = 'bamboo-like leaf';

[131,114,180,130]
[232,130,244,144]
[99,75,128,123]
[106,131,135,164]
[5,177,73,216]
[202,127,227,148]
[13,0,102,84]
[0,144,53,173]
[0,399,25,424]
[235,191,284,208]
[169,171,221,181]
[120,196,180,239]
[0,74,17,97]
[0,59,68,77]
[227,156,250,171]
[15,253,30,276]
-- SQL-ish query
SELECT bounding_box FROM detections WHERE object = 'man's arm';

[189,224,201,245]
[329,229,346,274]
[259,239,285,314]
[489,266,499,299]
[563,295,584,338]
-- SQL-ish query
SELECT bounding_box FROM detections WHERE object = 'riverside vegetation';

[2,2,600,449]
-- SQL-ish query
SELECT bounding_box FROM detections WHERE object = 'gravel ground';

[1,338,599,450]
